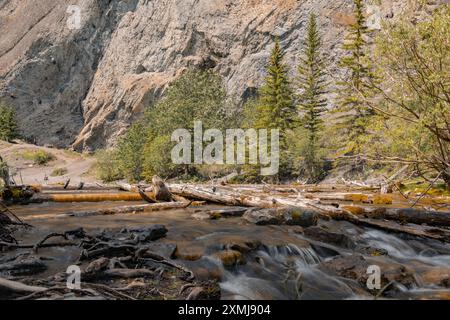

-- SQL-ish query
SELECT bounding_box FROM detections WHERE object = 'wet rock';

[0,225,16,244]
[280,207,318,227]
[194,267,223,281]
[186,281,221,300]
[243,208,318,227]
[214,250,246,267]
[174,245,204,261]
[0,256,47,276]
[129,225,168,242]
[243,209,282,226]
[145,242,177,259]
[310,244,341,258]
[192,212,214,221]
[319,254,417,296]
[304,226,356,249]
[420,267,450,288]
[356,246,389,256]
[0,212,12,225]
[225,239,262,254]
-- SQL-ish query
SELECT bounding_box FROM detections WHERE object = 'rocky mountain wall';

[0,0,440,150]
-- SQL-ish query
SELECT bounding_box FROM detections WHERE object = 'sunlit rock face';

[0,0,440,150]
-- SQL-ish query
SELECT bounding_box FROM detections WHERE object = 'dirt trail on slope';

[0,140,97,185]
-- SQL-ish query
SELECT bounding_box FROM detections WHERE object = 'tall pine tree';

[255,39,296,135]
[335,0,375,154]
[296,13,328,181]
[254,39,296,178]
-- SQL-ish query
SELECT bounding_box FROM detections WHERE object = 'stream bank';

[1,197,450,300]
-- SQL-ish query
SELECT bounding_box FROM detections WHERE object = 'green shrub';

[107,68,236,182]
[22,150,55,165]
[0,104,20,142]
[142,135,178,180]
[115,122,147,182]
[95,149,123,182]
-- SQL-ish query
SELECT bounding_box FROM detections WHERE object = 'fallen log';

[138,188,157,203]
[104,268,154,279]
[348,216,450,242]
[31,192,153,203]
[116,182,140,192]
[39,183,116,191]
[64,202,192,218]
[363,208,450,227]
[0,277,47,294]
[169,184,244,206]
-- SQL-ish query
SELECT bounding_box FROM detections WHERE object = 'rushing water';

[5,201,450,300]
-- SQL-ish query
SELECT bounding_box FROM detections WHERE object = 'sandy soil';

[0,140,97,185]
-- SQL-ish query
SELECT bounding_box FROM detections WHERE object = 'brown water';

[5,200,450,300]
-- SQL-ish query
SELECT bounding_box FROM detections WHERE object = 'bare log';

[138,188,157,203]
[31,192,149,203]
[65,202,191,218]
[116,182,139,192]
[0,277,47,294]
[363,208,450,227]
[104,268,154,279]
[348,216,450,242]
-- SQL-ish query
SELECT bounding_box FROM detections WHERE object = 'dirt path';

[0,140,97,185]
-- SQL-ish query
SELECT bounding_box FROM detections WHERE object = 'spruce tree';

[296,13,328,181]
[254,39,296,178]
[335,0,375,154]
[255,39,296,135]
[0,104,20,142]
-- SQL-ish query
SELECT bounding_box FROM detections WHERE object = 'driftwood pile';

[0,224,219,300]
[2,176,450,300]
[149,180,450,243]
[40,177,449,243]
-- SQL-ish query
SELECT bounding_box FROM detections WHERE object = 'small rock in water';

[304,226,356,249]
[145,242,177,259]
[130,225,168,242]
[173,244,204,261]
[242,208,282,226]
[214,250,246,267]
[280,207,318,227]
[418,266,450,288]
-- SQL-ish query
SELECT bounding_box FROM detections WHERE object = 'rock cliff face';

[0,0,440,150]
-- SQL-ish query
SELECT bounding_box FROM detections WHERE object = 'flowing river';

[4,200,450,300]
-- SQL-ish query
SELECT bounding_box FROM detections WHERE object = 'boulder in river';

[304,226,356,249]
[129,225,168,242]
[243,207,318,227]
[214,250,246,267]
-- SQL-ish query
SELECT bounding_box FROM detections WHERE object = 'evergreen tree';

[0,104,20,142]
[255,39,296,136]
[296,13,328,181]
[253,39,296,178]
[335,0,375,154]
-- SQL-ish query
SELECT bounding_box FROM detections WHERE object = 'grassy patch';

[50,167,68,177]
[22,150,55,165]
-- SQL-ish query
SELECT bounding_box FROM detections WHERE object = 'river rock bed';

[1,201,449,300]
